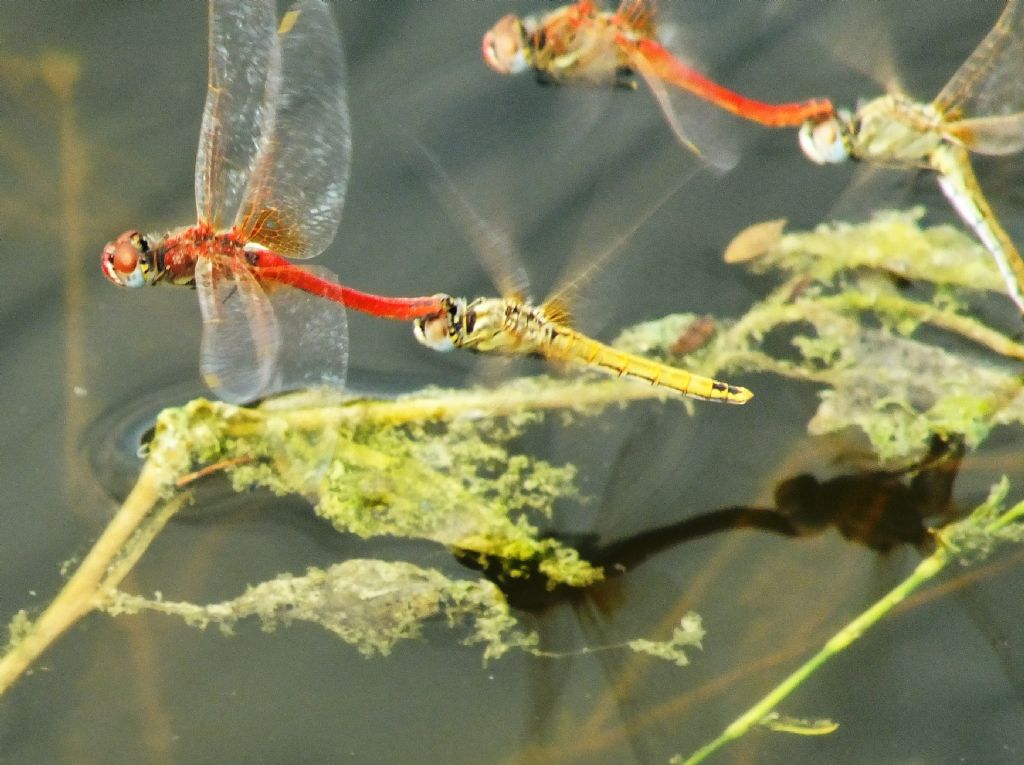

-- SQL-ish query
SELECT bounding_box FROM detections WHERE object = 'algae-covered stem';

[0,373,724,696]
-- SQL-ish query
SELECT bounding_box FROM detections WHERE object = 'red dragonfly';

[482,0,834,167]
[102,0,442,402]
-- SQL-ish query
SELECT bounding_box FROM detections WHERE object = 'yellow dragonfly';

[798,0,1024,312]
[404,132,752,405]
[414,295,751,405]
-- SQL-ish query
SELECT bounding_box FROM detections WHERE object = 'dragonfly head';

[798,111,854,165]
[482,14,531,75]
[101,230,157,288]
[414,295,466,352]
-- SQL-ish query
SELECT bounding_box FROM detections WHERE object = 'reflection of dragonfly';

[101,0,442,402]
[414,295,751,404]
[460,435,965,612]
[483,0,834,166]
[799,0,1024,313]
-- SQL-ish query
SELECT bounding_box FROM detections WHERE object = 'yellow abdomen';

[540,323,752,404]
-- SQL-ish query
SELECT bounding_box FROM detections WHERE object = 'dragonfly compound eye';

[482,15,530,75]
[413,314,456,351]
[413,297,463,351]
[798,117,851,165]
[101,230,148,288]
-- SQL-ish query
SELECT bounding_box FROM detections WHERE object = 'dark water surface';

[2,2,1024,763]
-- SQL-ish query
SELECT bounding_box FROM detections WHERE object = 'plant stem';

[675,491,1024,764]
[0,460,183,696]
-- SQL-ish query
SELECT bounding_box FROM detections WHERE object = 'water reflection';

[458,435,966,613]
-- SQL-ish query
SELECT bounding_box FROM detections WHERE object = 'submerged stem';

[675,484,1024,765]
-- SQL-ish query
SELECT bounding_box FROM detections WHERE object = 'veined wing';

[250,261,350,394]
[196,255,280,403]
[935,0,1024,122]
[234,0,352,260]
[195,0,280,230]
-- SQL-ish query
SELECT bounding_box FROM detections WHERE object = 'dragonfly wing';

[234,0,351,260]
[418,146,531,301]
[623,40,740,172]
[935,0,1024,119]
[196,256,281,403]
[803,2,901,94]
[195,0,280,229]
[946,112,1024,156]
[261,265,350,394]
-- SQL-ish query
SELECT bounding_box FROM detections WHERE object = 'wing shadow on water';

[453,434,998,764]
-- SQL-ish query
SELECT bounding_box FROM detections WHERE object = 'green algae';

[626,612,705,668]
[151,388,598,586]
[741,207,1005,293]
[98,205,1024,671]
[616,209,1024,463]
[106,560,538,660]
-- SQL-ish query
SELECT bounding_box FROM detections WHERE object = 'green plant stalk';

[675,486,1024,765]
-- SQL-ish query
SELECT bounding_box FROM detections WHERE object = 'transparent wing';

[196,256,280,403]
[625,40,740,173]
[946,112,1024,155]
[381,121,532,299]
[255,263,349,395]
[195,0,280,229]
[936,0,1024,119]
[421,155,531,302]
[234,0,352,260]
[547,162,696,319]
[803,2,902,95]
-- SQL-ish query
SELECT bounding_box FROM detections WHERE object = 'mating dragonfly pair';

[485,0,1024,313]
[103,0,1024,407]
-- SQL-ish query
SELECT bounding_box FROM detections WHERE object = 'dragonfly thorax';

[855,95,947,167]
[801,95,949,170]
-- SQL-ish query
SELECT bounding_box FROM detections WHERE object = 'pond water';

[2,1,1023,763]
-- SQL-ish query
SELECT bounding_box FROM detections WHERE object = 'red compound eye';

[112,239,140,274]
[101,230,145,286]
